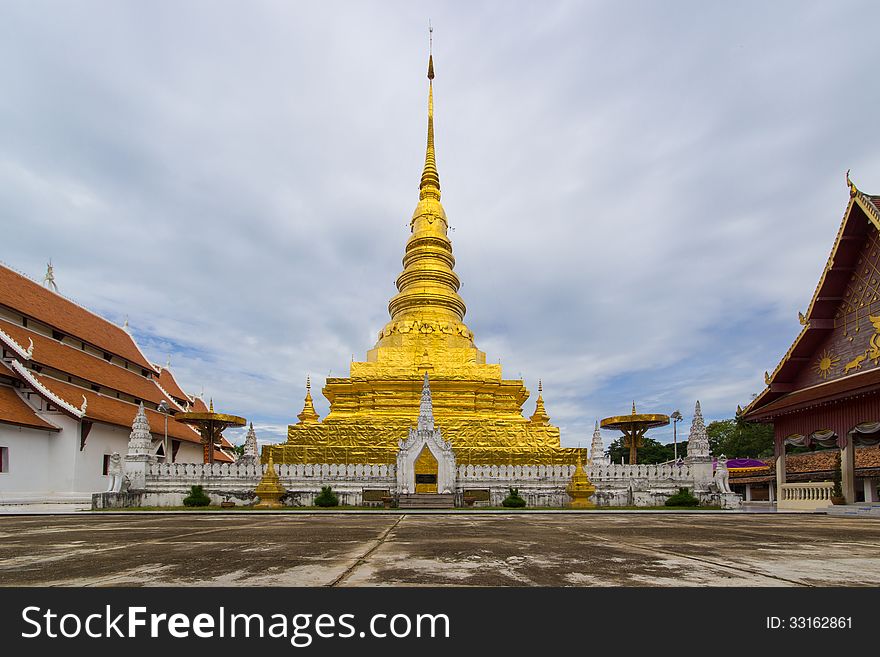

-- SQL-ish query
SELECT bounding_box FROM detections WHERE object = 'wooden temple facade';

[742,175,880,504]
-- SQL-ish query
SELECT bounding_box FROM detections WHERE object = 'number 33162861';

[767,617,852,629]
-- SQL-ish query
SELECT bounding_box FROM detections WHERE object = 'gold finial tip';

[306,375,311,390]
[428,54,434,80]
[631,401,637,414]
[538,379,542,393]
[209,398,214,413]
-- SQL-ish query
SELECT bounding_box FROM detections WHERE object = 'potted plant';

[830,452,846,505]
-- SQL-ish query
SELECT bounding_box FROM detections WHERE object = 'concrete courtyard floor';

[1,512,879,587]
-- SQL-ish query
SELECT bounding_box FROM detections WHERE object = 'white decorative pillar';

[768,481,775,503]
[239,422,258,464]
[684,400,713,491]
[745,484,752,502]
[775,436,786,505]
[840,439,856,504]
[590,421,607,464]
[124,402,155,490]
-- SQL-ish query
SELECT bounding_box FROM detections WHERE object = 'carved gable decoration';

[795,229,880,388]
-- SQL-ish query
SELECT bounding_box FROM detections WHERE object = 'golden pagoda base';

[267,419,581,466]
[254,453,287,509]
[566,454,596,508]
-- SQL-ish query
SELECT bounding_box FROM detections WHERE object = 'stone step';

[826,503,880,518]
[398,493,455,509]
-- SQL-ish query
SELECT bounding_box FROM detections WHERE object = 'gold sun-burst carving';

[814,349,840,379]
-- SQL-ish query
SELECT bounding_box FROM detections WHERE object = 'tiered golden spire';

[566,449,596,508]
[297,376,320,424]
[530,379,551,425]
[385,34,467,325]
[419,50,440,200]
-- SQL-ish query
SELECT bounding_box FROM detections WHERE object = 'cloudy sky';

[3,1,880,450]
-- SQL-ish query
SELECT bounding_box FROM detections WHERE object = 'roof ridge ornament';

[42,260,58,292]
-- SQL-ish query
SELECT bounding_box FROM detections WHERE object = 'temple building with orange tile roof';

[0,261,234,503]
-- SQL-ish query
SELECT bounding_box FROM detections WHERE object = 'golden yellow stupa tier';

[266,48,579,467]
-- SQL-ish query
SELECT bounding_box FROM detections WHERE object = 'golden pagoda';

[267,45,579,467]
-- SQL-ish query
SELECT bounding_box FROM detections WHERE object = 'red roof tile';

[31,373,204,445]
[0,263,154,370]
[0,319,177,408]
[0,385,59,431]
[156,367,189,403]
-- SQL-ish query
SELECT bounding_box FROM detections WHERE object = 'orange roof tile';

[0,318,178,409]
[0,263,154,371]
[0,385,59,431]
[156,367,189,403]
[728,447,880,478]
[214,449,234,463]
[31,373,204,445]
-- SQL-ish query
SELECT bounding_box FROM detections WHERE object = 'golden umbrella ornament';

[600,402,669,465]
[174,399,246,464]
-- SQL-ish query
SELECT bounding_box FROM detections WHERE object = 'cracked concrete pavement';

[1,513,879,587]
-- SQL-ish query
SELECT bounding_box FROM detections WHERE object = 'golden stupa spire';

[297,375,320,424]
[382,26,468,327]
[530,379,551,425]
[420,24,440,201]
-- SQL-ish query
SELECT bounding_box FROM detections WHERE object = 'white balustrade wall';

[91,456,740,509]
[778,481,834,511]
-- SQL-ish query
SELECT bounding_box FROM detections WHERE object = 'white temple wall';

[173,441,203,464]
[1,410,208,502]
[43,412,80,495]
[73,422,130,496]
[0,424,53,501]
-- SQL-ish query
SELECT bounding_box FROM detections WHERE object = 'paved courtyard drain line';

[539,520,813,587]
[329,514,406,587]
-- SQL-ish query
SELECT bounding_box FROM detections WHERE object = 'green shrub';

[314,486,339,507]
[183,485,211,507]
[665,487,700,507]
[501,487,526,508]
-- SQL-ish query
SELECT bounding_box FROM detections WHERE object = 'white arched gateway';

[396,374,456,495]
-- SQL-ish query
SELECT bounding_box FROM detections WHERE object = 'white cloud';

[3,2,880,449]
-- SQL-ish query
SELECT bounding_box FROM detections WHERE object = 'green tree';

[607,437,685,464]
[231,444,245,459]
[705,418,774,458]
